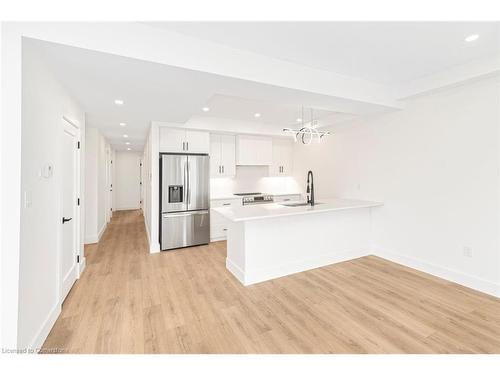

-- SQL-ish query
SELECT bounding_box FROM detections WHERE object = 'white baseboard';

[97,223,107,241]
[78,256,86,276]
[85,224,107,244]
[84,234,98,244]
[229,249,371,286]
[29,303,61,351]
[373,247,500,298]
[115,206,140,211]
[144,220,160,253]
[210,237,226,242]
[226,258,245,284]
[150,242,161,253]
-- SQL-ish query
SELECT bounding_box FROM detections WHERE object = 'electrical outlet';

[463,246,473,258]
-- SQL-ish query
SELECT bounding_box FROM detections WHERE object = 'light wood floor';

[42,210,500,354]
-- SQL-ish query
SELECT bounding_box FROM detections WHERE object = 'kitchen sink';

[280,202,322,207]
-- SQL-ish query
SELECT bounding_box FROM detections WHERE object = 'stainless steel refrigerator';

[160,153,210,250]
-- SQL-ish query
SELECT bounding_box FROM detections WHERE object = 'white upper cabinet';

[210,134,236,177]
[159,127,210,153]
[270,138,294,176]
[236,135,273,165]
[159,127,186,153]
[186,130,210,153]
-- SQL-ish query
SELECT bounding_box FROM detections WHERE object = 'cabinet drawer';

[273,194,302,203]
[210,198,242,208]
[210,223,228,240]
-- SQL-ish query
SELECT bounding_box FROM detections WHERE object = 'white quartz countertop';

[213,198,383,222]
[210,192,302,200]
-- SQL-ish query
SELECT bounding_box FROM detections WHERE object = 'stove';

[234,192,274,205]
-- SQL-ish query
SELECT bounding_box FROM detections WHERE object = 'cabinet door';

[220,134,236,177]
[186,130,210,154]
[236,135,273,165]
[209,134,222,177]
[271,138,294,176]
[159,127,186,153]
[280,139,293,175]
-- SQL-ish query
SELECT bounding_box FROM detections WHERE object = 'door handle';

[62,217,72,224]
[222,165,224,174]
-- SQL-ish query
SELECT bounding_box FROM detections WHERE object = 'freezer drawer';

[161,210,210,250]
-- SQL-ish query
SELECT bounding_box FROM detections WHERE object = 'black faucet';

[306,170,315,206]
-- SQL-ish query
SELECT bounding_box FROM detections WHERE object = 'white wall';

[293,76,500,296]
[18,41,86,349]
[84,127,98,243]
[114,151,141,210]
[142,123,160,253]
[84,126,113,243]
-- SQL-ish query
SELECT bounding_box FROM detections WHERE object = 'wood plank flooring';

[42,210,500,353]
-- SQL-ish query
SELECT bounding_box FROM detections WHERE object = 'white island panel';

[219,199,382,285]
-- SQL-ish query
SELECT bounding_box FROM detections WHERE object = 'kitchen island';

[213,198,383,285]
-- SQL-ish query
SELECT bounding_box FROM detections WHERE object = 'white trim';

[29,303,61,351]
[97,222,107,241]
[150,242,160,254]
[114,206,140,211]
[229,249,371,286]
[210,237,226,243]
[226,258,246,284]
[78,256,86,276]
[144,217,160,253]
[84,235,99,244]
[373,247,500,298]
[84,222,107,244]
[62,115,79,129]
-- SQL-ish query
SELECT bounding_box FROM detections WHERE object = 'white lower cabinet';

[210,198,242,241]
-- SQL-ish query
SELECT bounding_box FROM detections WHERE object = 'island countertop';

[212,198,383,222]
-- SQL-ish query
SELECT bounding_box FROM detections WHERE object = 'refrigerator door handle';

[186,159,190,205]
[163,210,208,218]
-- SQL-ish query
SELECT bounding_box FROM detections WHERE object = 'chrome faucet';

[306,170,315,206]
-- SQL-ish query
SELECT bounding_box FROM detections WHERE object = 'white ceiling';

[29,38,383,151]
[26,22,499,151]
[145,22,500,85]
[204,94,356,127]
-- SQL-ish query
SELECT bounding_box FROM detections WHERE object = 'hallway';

[42,210,500,354]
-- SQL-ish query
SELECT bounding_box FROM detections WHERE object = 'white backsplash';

[210,166,301,197]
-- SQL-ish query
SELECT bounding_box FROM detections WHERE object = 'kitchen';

[158,125,382,285]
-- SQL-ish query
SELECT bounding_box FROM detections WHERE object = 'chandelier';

[283,107,331,145]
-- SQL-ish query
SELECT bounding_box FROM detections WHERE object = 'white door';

[61,126,78,301]
[108,151,113,220]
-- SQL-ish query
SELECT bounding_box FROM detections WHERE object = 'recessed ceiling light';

[202,107,210,112]
[465,34,479,42]
[296,118,302,123]
[119,122,126,127]
[125,142,130,145]
[127,148,131,151]
[123,134,129,138]
[114,99,124,105]
[254,113,261,118]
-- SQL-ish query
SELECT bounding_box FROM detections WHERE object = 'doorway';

[60,118,80,302]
